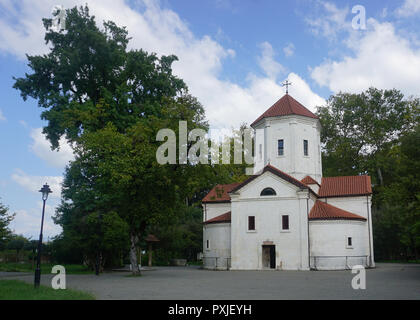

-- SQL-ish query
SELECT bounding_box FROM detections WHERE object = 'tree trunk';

[100,252,104,272]
[377,167,384,186]
[130,233,140,275]
[138,247,142,268]
[95,252,100,275]
[148,243,152,267]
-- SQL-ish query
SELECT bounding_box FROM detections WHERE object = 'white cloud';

[395,0,420,17]
[1,1,328,239]
[0,109,5,121]
[311,18,420,95]
[234,72,325,124]
[0,1,51,58]
[283,43,295,57]
[305,1,350,40]
[257,42,286,80]
[12,205,61,239]
[10,171,63,238]
[30,128,74,169]
[11,169,63,199]
[0,0,323,130]
[287,73,326,110]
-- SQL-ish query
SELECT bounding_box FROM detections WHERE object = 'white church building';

[202,94,375,271]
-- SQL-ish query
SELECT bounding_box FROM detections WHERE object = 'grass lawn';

[187,261,203,266]
[0,262,92,274]
[0,279,95,300]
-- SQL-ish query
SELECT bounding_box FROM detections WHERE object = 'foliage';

[372,125,420,259]
[13,5,198,274]
[13,5,186,149]
[0,262,91,274]
[49,235,84,264]
[53,201,130,268]
[317,88,420,260]
[147,206,204,265]
[24,240,38,265]
[0,280,95,300]
[13,5,255,271]
[0,200,15,250]
[7,235,28,262]
[317,87,417,180]
[23,240,38,252]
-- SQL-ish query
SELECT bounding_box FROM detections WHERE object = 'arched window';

[260,187,276,196]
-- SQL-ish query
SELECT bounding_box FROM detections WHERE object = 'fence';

[202,257,231,270]
[203,256,370,270]
[311,255,369,270]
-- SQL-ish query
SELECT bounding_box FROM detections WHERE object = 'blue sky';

[0,0,419,239]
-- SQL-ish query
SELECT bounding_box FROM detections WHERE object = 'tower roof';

[251,94,318,127]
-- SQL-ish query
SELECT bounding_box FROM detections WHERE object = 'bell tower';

[251,94,322,183]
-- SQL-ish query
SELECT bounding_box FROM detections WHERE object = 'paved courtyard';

[1,263,419,299]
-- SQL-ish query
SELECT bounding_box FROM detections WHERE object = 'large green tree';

[7,235,28,262]
[317,87,419,260]
[147,206,203,265]
[0,200,15,251]
[317,87,418,181]
[12,5,257,274]
[373,125,420,260]
[12,5,203,275]
[13,5,186,149]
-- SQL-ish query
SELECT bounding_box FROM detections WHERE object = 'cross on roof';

[282,80,292,94]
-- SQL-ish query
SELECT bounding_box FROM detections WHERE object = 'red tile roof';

[251,94,318,127]
[309,201,366,221]
[202,183,241,203]
[203,171,371,203]
[318,176,372,197]
[203,211,231,224]
[301,175,320,186]
[230,164,313,194]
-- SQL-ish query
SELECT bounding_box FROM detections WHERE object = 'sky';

[0,0,420,239]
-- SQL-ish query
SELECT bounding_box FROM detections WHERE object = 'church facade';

[202,94,375,271]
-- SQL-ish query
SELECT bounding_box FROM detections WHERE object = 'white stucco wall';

[309,220,370,270]
[322,197,368,218]
[230,172,310,270]
[319,196,375,268]
[202,108,375,272]
[203,202,231,222]
[308,183,319,194]
[253,115,322,184]
[203,223,231,270]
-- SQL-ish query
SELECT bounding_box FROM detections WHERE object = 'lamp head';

[39,183,52,201]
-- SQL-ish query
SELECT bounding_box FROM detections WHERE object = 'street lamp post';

[34,183,52,288]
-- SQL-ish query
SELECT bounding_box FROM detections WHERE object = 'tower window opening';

[278,139,284,156]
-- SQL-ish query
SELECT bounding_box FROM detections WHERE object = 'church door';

[262,245,276,269]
